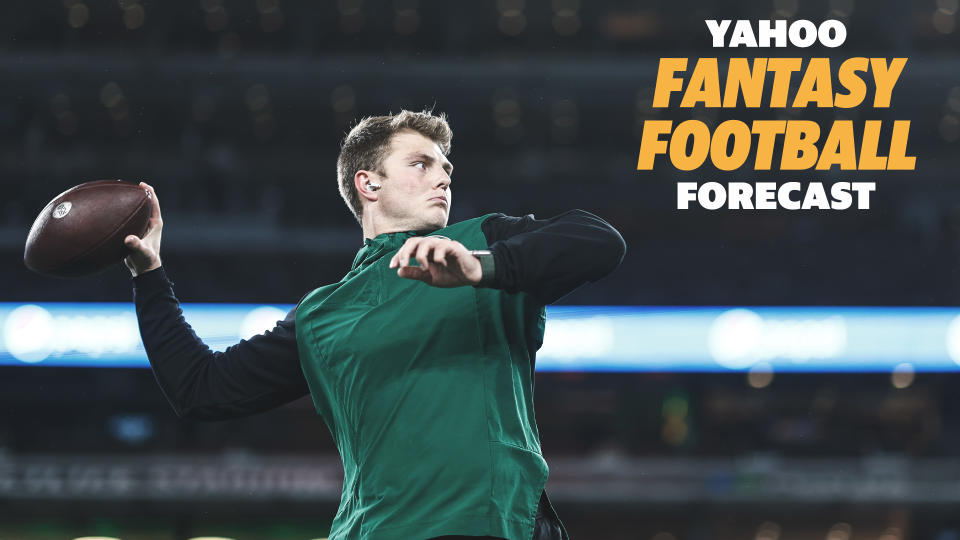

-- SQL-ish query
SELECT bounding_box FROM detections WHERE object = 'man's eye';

[413,162,426,169]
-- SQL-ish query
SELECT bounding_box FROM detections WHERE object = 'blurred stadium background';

[3,0,960,538]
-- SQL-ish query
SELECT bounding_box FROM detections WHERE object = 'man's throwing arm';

[133,267,308,421]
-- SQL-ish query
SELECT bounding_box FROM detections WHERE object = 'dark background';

[2,0,960,538]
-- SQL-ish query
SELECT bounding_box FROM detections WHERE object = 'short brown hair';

[337,109,453,222]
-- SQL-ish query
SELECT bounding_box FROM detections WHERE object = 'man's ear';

[355,170,379,202]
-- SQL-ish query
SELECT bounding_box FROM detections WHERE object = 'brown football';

[24,180,152,278]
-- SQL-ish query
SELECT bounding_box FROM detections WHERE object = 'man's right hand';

[124,182,163,277]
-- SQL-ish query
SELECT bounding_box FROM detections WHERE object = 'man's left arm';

[390,209,625,303]
[479,209,626,305]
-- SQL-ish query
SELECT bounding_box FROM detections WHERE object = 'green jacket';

[134,209,623,539]
[296,215,549,539]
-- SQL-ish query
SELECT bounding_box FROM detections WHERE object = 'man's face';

[374,129,453,232]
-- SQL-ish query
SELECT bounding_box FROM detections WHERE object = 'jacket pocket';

[488,441,549,526]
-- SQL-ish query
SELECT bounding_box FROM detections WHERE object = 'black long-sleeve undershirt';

[483,209,627,305]
[133,209,626,421]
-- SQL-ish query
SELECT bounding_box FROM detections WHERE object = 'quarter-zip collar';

[351,229,434,270]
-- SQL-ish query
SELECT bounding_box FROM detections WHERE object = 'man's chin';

[426,210,449,230]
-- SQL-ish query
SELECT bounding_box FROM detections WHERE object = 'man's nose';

[435,173,451,189]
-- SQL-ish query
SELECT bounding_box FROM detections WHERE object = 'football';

[24,180,152,278]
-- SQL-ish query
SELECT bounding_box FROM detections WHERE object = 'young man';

[125,110,626,540]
